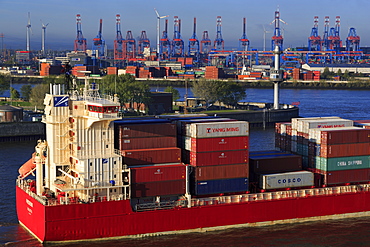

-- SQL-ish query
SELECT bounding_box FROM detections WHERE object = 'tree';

[218,82,246,108]
[164,86,180,101]
[10,87,20,99]
[0,75,10,95]
[20,84,32,101]
[191,79,222,108]
[30,84,49,109]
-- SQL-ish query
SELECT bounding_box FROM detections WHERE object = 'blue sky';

[0,0,369,51]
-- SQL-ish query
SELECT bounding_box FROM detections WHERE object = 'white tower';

[41,21,49,56]
[26,12,31,51]
[270,45,284,109]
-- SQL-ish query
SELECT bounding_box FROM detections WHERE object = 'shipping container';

[119,136,177,150]
[192,164,249,181]
[130,163,186,183]
[183,136,249,152]
[318,142,370,158]
[316,168,370,185]
[259,171,314,190]
[309,127,370,145]
[298,118,353,133]
[188,121,249,138]
[117,122,176,138]
[291,117,341,130]
[314,155,370,171]
[190,150,249,166]
[122,147,181,165]
[191,177,249,195]
[249,153,302,174]
[177,118,233,136]
[131,179,186,198]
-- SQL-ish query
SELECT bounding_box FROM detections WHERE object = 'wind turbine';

[262,25,271,51]
[26,12,32,51]
[41,20,49,56]
[154,8,169,57]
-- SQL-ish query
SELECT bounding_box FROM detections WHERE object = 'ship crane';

[200,31,212,54]
[114,14,125,60]
[74,14,87,52]
[239,17,250,51]
[123,31,136,60]
[346,27,360,52]
[160,19,171,60]
[41,20,49,56]
[308,16,321,51]
[188,17,200,59]
[270,8,286,51]
[92,19,106,59]
[327,16,342,53]
[214,16,224,50]
[171,16,184,57]
[138,31,150,57]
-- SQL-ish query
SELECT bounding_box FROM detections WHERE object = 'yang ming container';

[184,136,249,152]
[260,171,314,190]
[188,121,249,138]
[192,177,249,195]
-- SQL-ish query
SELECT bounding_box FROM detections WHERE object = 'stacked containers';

[114,119,185,198]
[308,127,370,185]
[179,120,250,195]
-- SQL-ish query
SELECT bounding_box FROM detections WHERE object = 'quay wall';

[0,122,45,142]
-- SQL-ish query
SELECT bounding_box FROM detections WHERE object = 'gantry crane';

[188,17,199,59]
[322,16,330,51]
[239,17,249,51]
[214,16,224,50]
[123,31,136,60]
[160,19,171,60]
[346,27,360,52]
[327,16,342,53]
[114,14,125,60]
[200,31,212,54]
[138,31,150,56]
[171,16,184,57]
[271,9,286,51]
[92,19,106,59]
[308,16,321,51]
[74,14,87,52]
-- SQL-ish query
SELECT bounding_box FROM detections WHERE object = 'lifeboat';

[18,156,35,178]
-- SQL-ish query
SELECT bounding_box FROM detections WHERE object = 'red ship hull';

[16,185,370,243]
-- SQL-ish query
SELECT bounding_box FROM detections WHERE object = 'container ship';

[16,79,370,243]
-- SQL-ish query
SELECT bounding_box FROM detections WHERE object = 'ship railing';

[190,184,370,207]
[134,200,188,212]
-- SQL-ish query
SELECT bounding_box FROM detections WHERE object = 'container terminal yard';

[2,9,370,81]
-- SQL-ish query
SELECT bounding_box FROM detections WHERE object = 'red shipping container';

[189,136,249,152]
[130,164,186,183]
[193,163,249,181]
[120,136,177,150]
[320,142,370,158]
[316,168,370,185]
[190,150,249,166]
[122,147,181,165]
[320,128,370,145]
[119,123,176,138]
[131,180,186,198]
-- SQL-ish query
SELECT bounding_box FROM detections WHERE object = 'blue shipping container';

[192,177,249,195]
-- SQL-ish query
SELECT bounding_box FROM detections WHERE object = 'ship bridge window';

[103,106,119,113]
[88,105,104,113]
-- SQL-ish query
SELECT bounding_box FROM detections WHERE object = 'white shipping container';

[260,171,314,190]
[291,129,298,141]
[280,123,291,136]
[299,119,353,133]
[291,117,340,131]
[188,121,249,138]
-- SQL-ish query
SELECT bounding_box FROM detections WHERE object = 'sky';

[0,0,369,51]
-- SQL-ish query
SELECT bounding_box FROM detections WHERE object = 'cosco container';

[316,168,370,185]
[187,121,249,138]
[192,164,249,181]
[122,147,181,165]
[119,136,177,150]
[184,136,249,152]
[190,150,248,166]
[130,163,186,183]
[131,180,186,198]
[259,171,314,190]
[314,155,370,171]
[191,177,249,195]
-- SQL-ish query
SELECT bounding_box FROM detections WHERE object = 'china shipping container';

[191,164,249,181]
[119,136,177,150]
[131,179,186,198]
[187,121,249,138]
[191,177,249,195]
[190,150,249,166]
[130,163,186,183]
[259,171,314,190]
[183,136,249,152]
[122,147,181,165]
[313,155,370,172]
[315,168,370,185]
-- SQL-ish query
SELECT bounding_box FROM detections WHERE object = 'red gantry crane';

[114,14,125,60]
[74,14,87,52]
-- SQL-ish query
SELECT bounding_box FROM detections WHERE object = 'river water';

[1,87,370,246]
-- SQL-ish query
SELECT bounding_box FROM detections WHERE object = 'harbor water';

[2,87,370,246]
